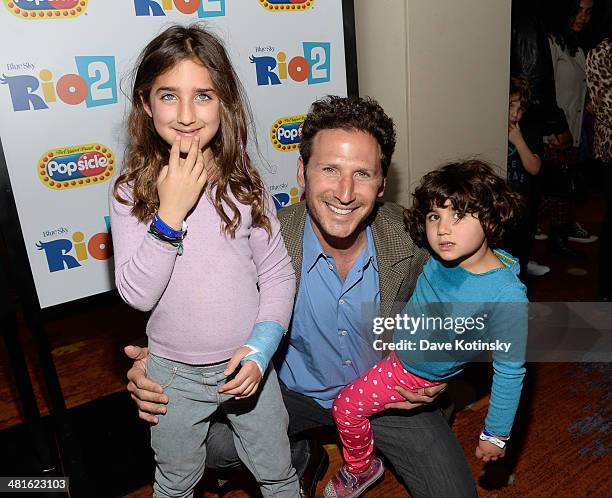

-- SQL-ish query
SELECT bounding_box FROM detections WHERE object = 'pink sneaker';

[323,457,384,498]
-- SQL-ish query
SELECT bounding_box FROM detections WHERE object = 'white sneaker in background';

[567,222,598,243]
[527,260,551,277]
[534,227,548,241]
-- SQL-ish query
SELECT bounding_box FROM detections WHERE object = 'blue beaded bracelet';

[152,213,186,239]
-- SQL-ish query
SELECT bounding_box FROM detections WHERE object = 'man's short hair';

[299,95,396,177]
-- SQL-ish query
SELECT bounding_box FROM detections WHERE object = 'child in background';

[110,25,298,497]
[324,160,527,498]
[506,74,547,279]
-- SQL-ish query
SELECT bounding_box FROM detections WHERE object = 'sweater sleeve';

[109,182,180,312]
[484,283,528,436]
[248,190,296,330]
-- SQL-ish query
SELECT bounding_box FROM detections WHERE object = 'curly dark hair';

[299,95,396,177]
[404,160,522,248]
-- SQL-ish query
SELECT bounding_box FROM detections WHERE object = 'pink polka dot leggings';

[332,352,440,473]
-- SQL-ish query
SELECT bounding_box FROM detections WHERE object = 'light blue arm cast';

[241,321,286,374]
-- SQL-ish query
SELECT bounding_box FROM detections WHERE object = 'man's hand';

[384,382,447,410]
[125,345,168,424]
[219,346,263,399]
[475,439,506,463]
[549,130,573,149]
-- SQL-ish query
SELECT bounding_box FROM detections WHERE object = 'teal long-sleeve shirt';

[394,249,527,436]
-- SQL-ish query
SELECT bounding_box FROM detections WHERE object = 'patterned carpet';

[120,363,612,498]
[452,362,611,497]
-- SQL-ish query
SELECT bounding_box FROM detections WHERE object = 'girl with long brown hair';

[110,24,298,497]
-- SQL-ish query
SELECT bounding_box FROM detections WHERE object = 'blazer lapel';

[278,202,308,288]
[371,204,420,319]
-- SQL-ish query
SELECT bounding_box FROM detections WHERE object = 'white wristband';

[479,431,507,449]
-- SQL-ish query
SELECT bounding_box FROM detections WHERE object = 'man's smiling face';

[297,128,386,245]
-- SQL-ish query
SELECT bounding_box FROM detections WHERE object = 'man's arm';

[384,382,447,410]
[124,345,168,424]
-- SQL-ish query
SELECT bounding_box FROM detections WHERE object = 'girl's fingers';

[193,149,206,182]
[236,383,257,399]
[222,378,250,396]
[169,136,181,170]
[184,136,199,172]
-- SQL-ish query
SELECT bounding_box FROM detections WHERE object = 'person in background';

[506,75,546,279]
[541,0,599,255]
[586,21,612,300]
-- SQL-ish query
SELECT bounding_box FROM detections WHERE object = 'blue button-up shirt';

[277,216,381,408]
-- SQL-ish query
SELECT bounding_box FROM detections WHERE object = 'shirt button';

[339,298,345,305]
[328,264,334,270]
[340,330,348,336]
[344,359,352,365]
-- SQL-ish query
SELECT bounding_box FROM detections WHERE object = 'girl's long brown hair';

[114,24,271,237]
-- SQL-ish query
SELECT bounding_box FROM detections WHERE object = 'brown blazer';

[277,201,429,344]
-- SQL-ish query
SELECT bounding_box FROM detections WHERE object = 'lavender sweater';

[110,183,296,364]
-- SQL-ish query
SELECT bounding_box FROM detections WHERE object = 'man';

[125,96,476,497]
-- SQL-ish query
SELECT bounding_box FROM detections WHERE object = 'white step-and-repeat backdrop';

[0,0,350,308]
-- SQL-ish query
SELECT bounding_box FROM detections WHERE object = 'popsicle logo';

[38,144,115,190]
[270,115,305,152]
[1,56,117,112]
[272,186,303,210]
[250,43,331,86]
[258,0,313,11]
[134,0,225,17]
[2,0,88,19]
[37,217,112,273]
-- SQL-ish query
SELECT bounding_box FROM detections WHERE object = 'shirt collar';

[303,214,379,274]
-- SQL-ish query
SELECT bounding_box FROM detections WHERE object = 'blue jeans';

[147,354,298,498]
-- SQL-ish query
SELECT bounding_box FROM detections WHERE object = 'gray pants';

[148,354,298,498]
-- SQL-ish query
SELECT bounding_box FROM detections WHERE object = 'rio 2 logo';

[251,43,330,86]
[134,0,225,17]
[258,0,313,11]
[270,115,304,152]
[38,144,115,190]
[37,217,112,273]
[2,0,88,19]
[1,56,117,112]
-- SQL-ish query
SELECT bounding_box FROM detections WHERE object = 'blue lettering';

[272,193,290,210]
[0,74,48,112]
[133,0,165,16]
[250,56,281,86]
[74,56,118,108]
[303,42,331,84]
[199,0,225,17]
[36,239,81,272]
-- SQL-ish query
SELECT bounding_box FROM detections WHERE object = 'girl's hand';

[508,121,525,147]
[218,346,263,399]
[157,136,207,229]
[475,439,506,463]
